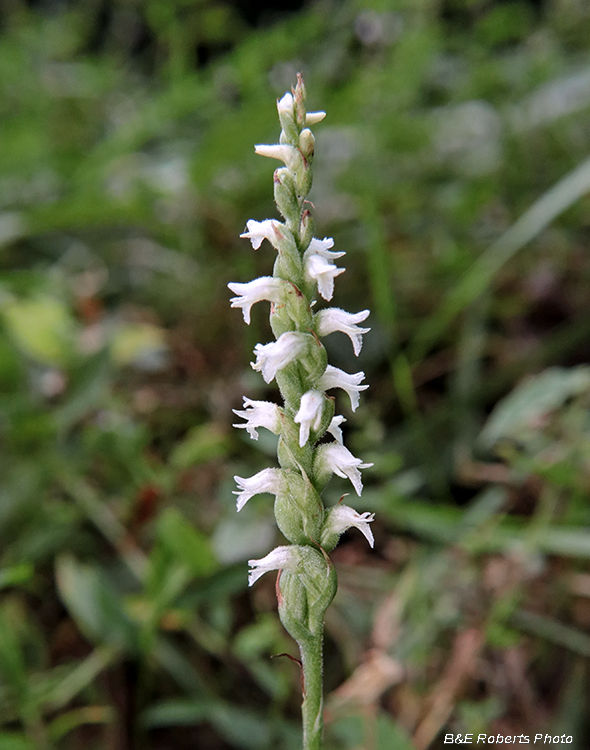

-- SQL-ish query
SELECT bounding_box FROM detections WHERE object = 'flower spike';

[228,78,373,748]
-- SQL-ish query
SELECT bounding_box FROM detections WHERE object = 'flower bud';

[277,92,299,145]
[299,128,315,162]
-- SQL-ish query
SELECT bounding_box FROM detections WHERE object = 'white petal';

[251,332,308,384]
[277,92,294,116]
[315,308,370,356]
[294,390,324,447]
[232,398,281,440]
[326,505,375,547]
[239,219,280,250]
[318,365,368,412]
[306,237,346,259]
[320,443,373,496]
[327,415,346,443]
[254,144,301,170]
[305,253,345,301]
[228,276,285,324]
[233,468,283,512]
[248,545,297,586]
[305,111,326,125]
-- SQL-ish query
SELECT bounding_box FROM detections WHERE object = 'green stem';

[300,632,324,750]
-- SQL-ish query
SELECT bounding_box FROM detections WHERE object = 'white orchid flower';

[248,545,299,586]
[294,390,324,447]
[228,276,286,324]
[233,398,281,440]
[323,504,375,547]
[315,308,370,356]
[233,468,283,512]
[239,219,282,250]
[317,365,368,412]
[251,331,309,384]
[317,443,373,496]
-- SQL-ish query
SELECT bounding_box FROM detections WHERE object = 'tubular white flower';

[305,236,345,260]
[233,398,281,440]
[319,443,373,496]
[251,331,309,384]
[304,253,345,301]
[318,365,368,412]
[254,144,302,171]
[240,219,281,250]
[315,308,371,356]
[325,505,375,547]
[228,276,286,324]
[248,545,299,586]
[294,390,324,447]
[277,92,294,116]
[233,468,283,512]
[305,111,326,126]
[327,415,346,443]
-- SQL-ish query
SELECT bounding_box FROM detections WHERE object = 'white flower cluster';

[228,83,374,587]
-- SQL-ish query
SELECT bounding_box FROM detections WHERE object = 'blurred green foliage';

[2,0,590,747]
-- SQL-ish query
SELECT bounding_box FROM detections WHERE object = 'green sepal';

[311,442,335,495]
[278,109,299,146]
[274,168,301,231]
[300,337,328,385]
[274,470,324,545]
[276,363,307,412]
[277,546,336,640]
[299,209,314,252]
[294,155,313,197]
[272,227,303,287]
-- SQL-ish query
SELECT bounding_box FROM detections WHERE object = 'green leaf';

[169,424,229,469]
[156,508,217,578]
[55,555,136,651]
[0,734,35,750]
[142,700,272,749]
[0,563,34,590]
[1,295,76,366]
[479,366,590,448]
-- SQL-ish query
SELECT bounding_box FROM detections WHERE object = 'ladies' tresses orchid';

[239,219,282,250]
[228,276,287,324]
[227,76,373,750]
[327,414,346,443]
[233,468,283,512]
[294,390,325,447]
[315,442,374,496]
[232,397,281,440]
[251,331,309,383]
[318,364,368,411]
[321,505,375,549]
[304,251,345,301]
[315,308,371,356]
[248,545,298,586]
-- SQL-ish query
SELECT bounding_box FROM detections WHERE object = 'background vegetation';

[2,0,590,748]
